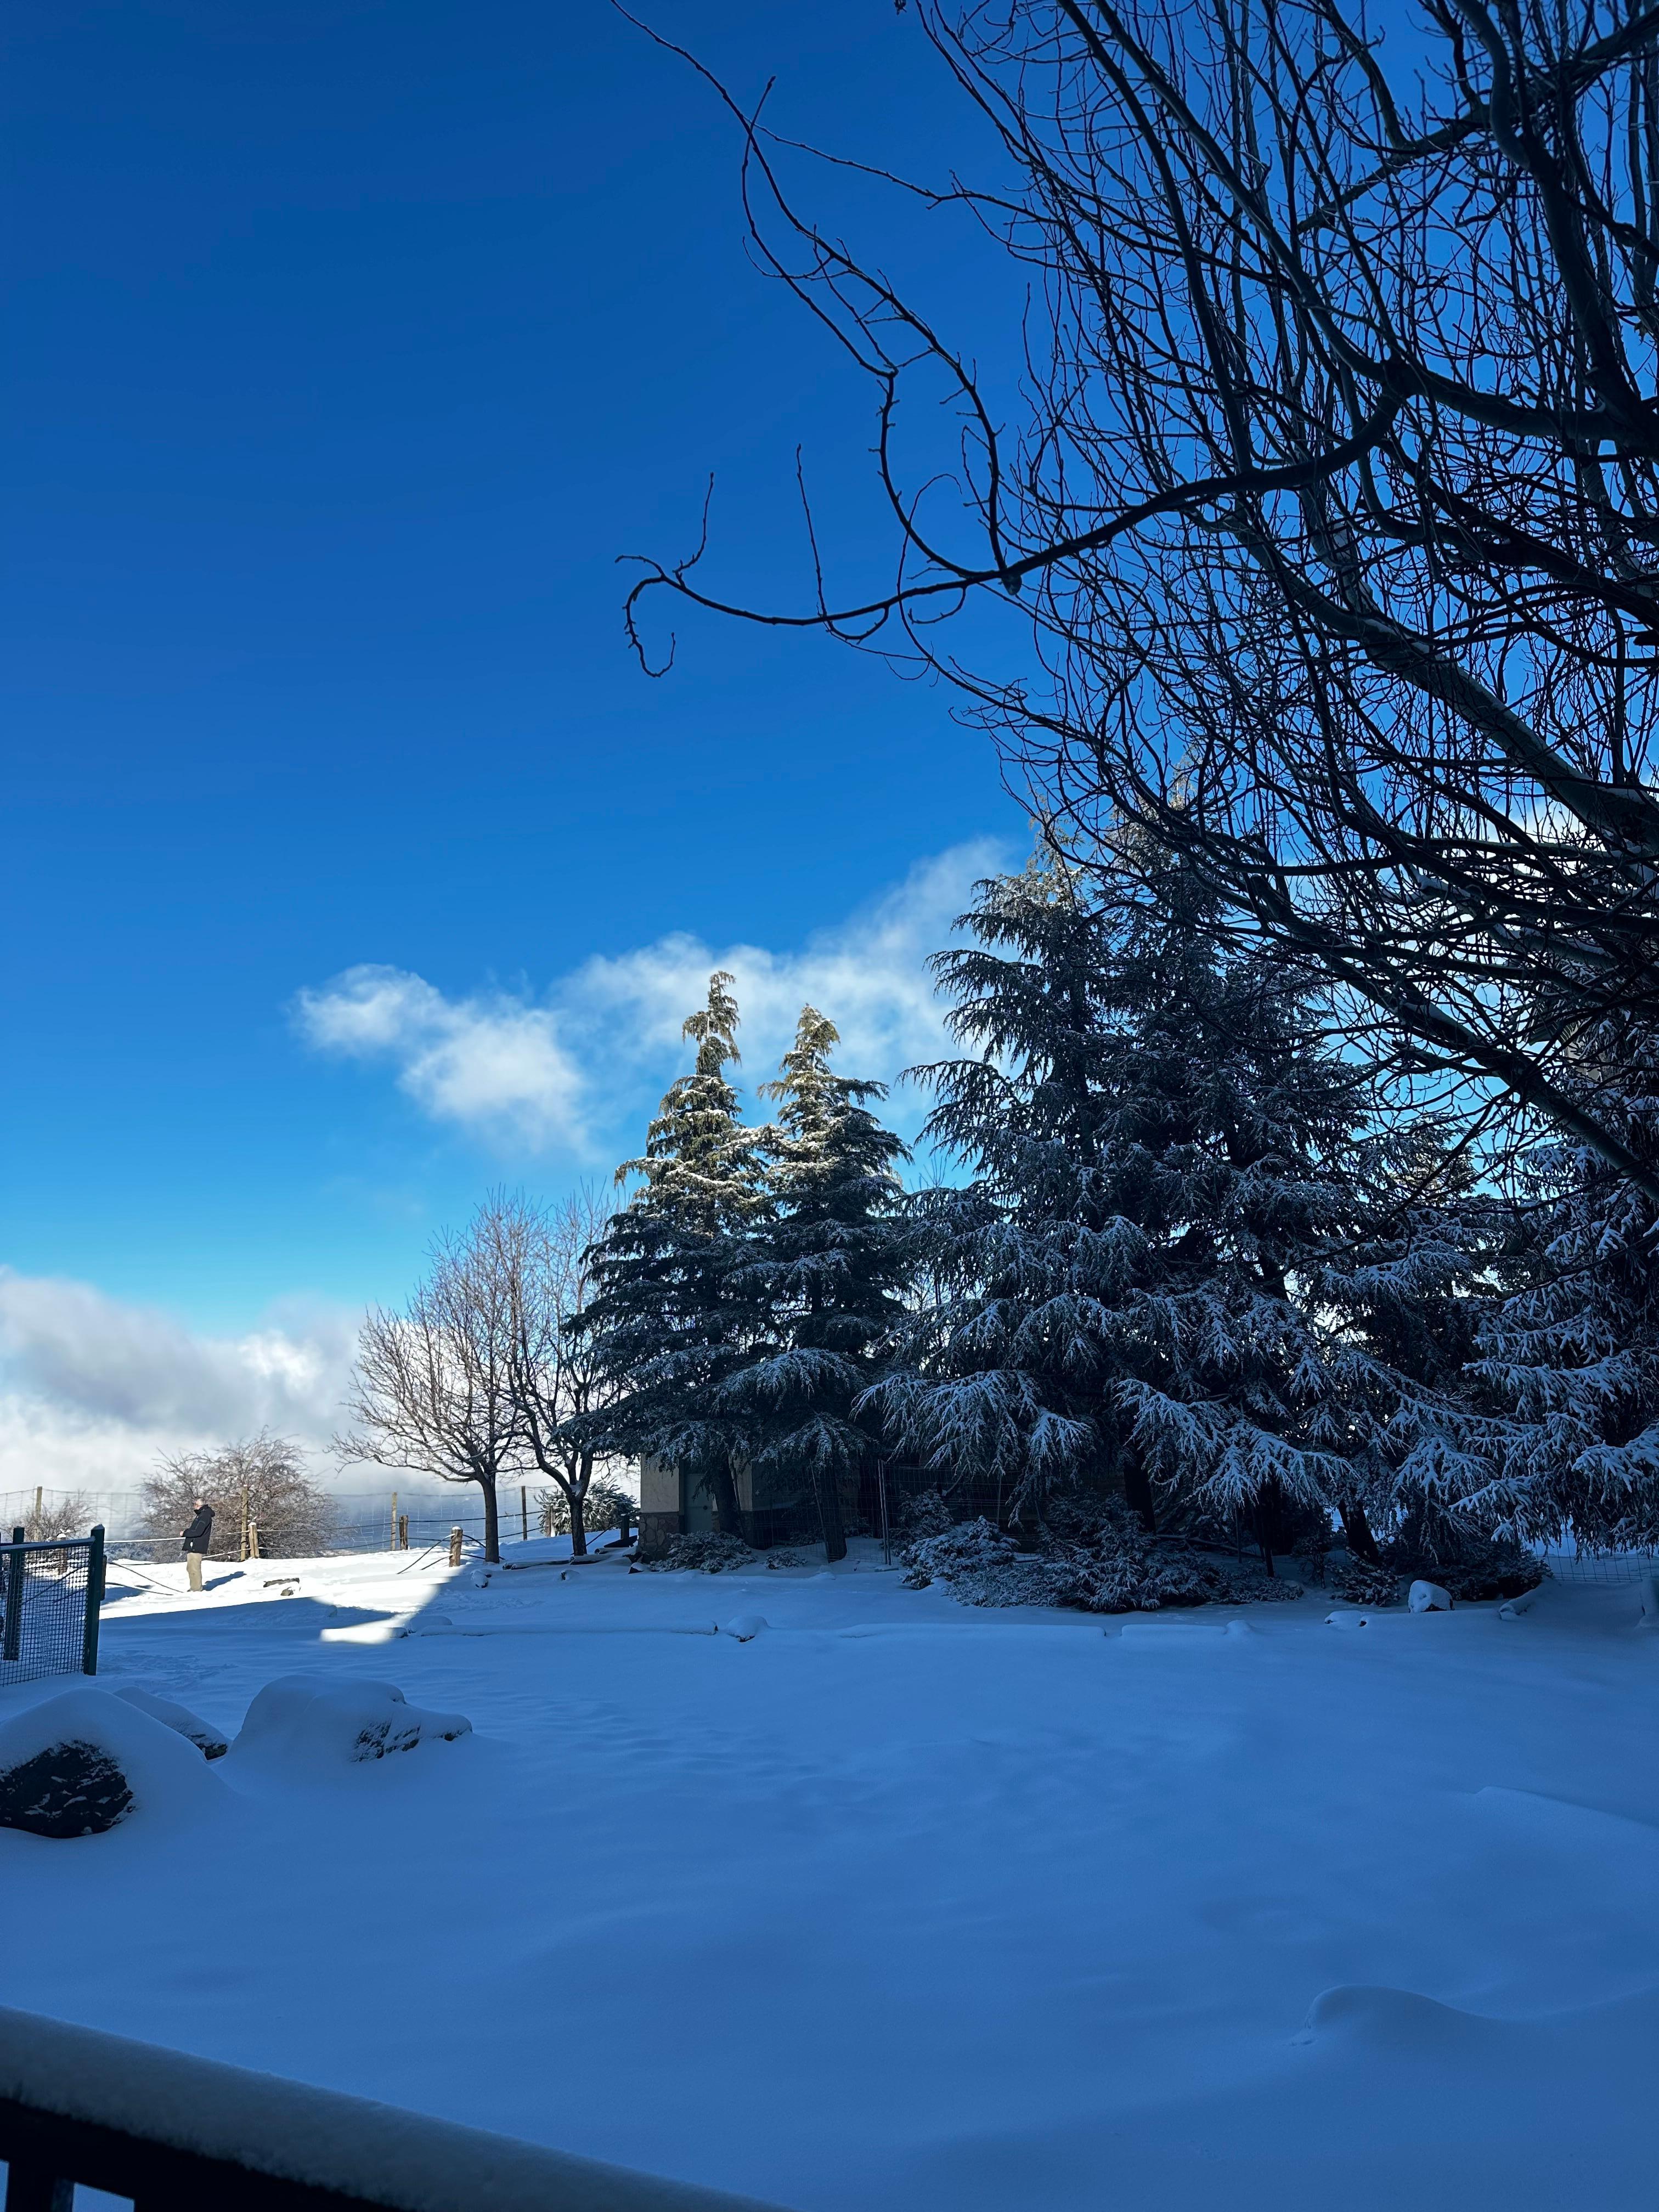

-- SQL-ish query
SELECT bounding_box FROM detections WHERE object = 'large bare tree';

[626,0,1659,1197]
[142,1434,336,1560]
[340,1209,524,1564]
[489,1186,617,1559]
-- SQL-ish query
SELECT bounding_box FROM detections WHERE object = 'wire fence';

[0,1485,632,1563]
[0,1528,104,1684]
[1537,1546,1659,1585]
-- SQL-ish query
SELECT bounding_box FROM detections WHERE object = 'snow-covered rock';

[230,1676,472,1771]
[1325,1608,1374,1628]
[115,1685,230,1759]
[1499,1592,1538,1620]
[1408,1579,1454,1612]
[1638,1575,1659,1628]
[721,1615,768,1642]
[0,1688,224,1837]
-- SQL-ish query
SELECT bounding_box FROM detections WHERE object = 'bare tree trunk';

[1254,1480,1285,1576]
[1340,1504,1381,1566]
[1121,1457,1158,1537]
[478,1475,501,1564]
[817,1468,848,1565]
[711,1453,744,1539]
[569,1453,590,1560]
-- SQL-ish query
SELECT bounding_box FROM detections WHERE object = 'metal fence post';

[82,1525,106,1676]
[3,1527,24,1664]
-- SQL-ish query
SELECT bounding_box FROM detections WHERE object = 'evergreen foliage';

[579,973,772,1533]
[873,846,1492,1564]
[1469,1025,1659,1549]
[728,1006,909,1555]
[871,848,1367,1549]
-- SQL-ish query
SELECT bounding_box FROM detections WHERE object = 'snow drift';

[0,1688,225,1838]
[229,1675,471,1771]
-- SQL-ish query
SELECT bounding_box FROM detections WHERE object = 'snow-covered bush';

[900,1517,1047,1604]
[1383,1535,1544,1604]
[1291,1533,1334,1586]
[0,1689,224,1837]
[1042,1502,1303,1611]
[1328,1556,1401,1606]
[896,1488,956,1543]
[640,1531,758,1573]
[901,1500,1305,1611]
[230,1677,471,1769]
[115,1686,229,1760]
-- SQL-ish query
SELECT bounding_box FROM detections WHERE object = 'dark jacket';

[182,1505,215,1557]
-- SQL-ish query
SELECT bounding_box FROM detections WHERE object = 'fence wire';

[1,1536,96,1685]
[1539,1547,1659,1585]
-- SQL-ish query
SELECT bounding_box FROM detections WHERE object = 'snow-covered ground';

[2,1539,1654,2209]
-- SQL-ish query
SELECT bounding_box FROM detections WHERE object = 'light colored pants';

[186,1552,205,1593]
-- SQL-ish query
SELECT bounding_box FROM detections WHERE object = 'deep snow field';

[1,1537,1654,2210]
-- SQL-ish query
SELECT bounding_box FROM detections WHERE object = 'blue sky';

[2,1,1026,1486]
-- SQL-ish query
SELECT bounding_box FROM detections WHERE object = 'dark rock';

[0,1738,134,1838]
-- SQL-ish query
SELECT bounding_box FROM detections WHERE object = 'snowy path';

[1,1544,1653,2209]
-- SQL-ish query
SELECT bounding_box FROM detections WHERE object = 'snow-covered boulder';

[1408,1579,1454,1612]
[0,1688,224,1839]
[115,1685,229,1759]
[230,1676,471,1771]
[1638,1575,1659,1628]
[721,1614,768,1642]
[1325,1609,1374,1629]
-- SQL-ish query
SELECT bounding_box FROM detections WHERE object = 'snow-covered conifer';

[872,845,1404,1561]
[1469,1023,1659,1548]
[726,1006,909,1558]
[579,973,771,1534]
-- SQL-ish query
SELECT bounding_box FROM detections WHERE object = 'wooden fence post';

[448,1525,463,1568]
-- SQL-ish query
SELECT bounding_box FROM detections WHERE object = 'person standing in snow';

[182,1497,214,1592]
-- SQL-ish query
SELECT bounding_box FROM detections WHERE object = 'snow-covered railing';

[0,2005,787,2212]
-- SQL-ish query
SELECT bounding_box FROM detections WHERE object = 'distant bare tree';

[339,1209,524,1564]
[489,1186,618,1559]
[625,0,1659,1197]
[21,1490,93,1544]
[141,1434,335,1560]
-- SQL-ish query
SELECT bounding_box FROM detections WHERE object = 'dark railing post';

[3,1527,25,1665]
[82,1526,106,1676]
[3,2155,74,2210]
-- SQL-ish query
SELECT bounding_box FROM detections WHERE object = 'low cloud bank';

[0,1269,358,1503]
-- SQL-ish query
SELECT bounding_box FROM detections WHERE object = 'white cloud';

[292,839,1009,1153]
[0,1269,358,1502]
[292,967,585,1149]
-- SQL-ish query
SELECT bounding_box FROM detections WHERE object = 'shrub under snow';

[639,1531,759,1573]
[1383,1536,1545,1604]
[1328,1556,1402,1607]
[901,1502,1304,1612]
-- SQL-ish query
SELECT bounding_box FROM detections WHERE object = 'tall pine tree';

[1470,1019,1659,1549]
[579,973,771,1534]
[727,1007,909,1560]
[875,847,1419,1562]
